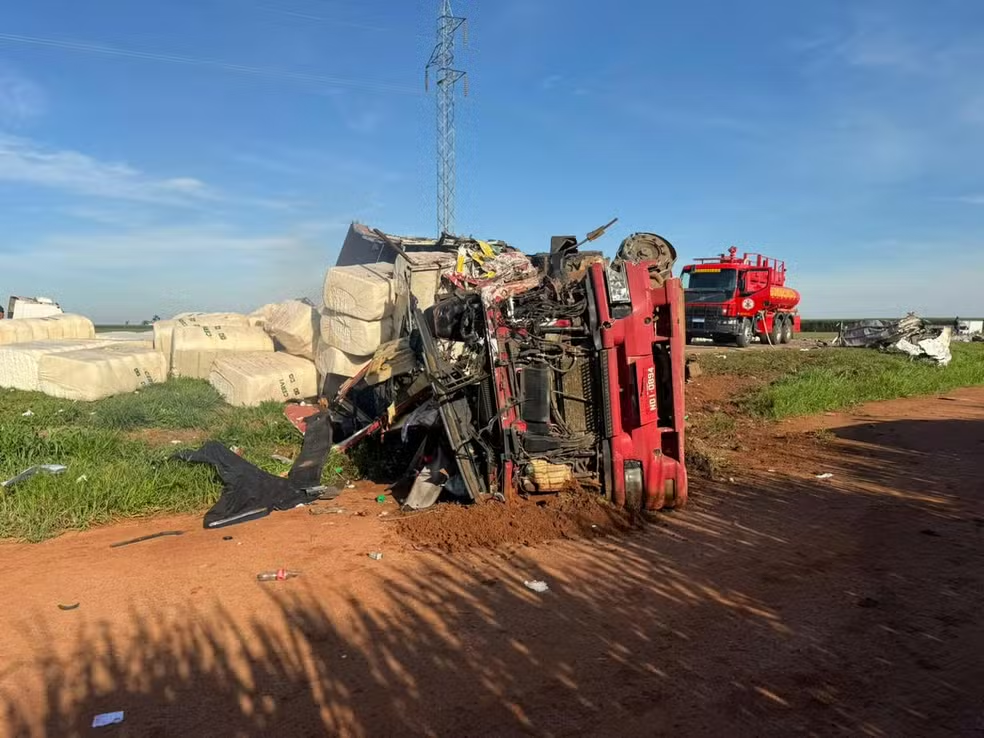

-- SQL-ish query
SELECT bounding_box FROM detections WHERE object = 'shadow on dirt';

[2,419,983,737]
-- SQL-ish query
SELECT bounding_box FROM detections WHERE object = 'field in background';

[698,342,984,417]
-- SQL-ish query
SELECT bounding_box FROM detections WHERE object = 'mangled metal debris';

[325,222,689,512]
[833,313,953,366]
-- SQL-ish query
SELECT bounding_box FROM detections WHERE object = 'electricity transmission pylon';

[425,0,467,236]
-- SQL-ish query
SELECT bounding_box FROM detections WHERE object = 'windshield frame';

[682,268,738,293]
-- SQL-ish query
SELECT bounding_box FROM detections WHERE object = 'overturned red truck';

[331,226,688,512]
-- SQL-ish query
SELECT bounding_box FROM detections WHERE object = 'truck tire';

[769,315,783,345]
[736,319,753,348]
[780,316,793,344]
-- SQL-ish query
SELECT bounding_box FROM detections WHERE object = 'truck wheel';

[780,317,793,344]
[769,315,783,345]
[736,319,753,348]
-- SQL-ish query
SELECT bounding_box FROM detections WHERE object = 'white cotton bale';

[153,313,252,365]
[319,310,392,357]
[261,300,317,359]
[209,352,318,407]
[0,339,108,391]
[314,342,371,379]
[170,325,274,379]
[0,314,95,346]
[38,344,168,401]
[322,263,395,320]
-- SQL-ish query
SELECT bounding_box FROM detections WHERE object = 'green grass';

[0,381,352,542]
[700,342,984,418]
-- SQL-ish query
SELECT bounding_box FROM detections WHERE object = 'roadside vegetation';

[0,380,353,542]
[699,342,984,418]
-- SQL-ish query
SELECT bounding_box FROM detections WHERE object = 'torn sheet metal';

[2,464,67,489]
[835,314,953,365]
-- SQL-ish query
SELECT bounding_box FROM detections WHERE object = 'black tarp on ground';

[174,409,335,529]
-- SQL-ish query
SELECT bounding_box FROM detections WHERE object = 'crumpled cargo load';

[0,339,108,391]
[314,342,371,379]
[322,263,395,320]
[209,352,318,407]
[38,344,168,401]
[364,338,417,385]
[256,300,317,359]
[320,310,393,357]
[171,325,274,379]
[0,314,95,346]
[153,313,252,360]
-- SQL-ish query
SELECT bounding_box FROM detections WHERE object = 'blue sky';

[0,0,982,321]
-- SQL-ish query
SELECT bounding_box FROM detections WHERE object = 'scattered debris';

[271,453,293,464]
[375,495,387,503]
[368,551,384,560]
[815,473,834,480]
[833,313,952,366]
[524,579,549,593]
[2,464,67,489]
[174,409,333,529]
[75,474,88,484]
[110,530,185,548]
[92,711,125,728]
[57,602,80,611]
[21,409,34,417]
[256,569,299,581]
[222,535,233,541]
[309,506,346,515]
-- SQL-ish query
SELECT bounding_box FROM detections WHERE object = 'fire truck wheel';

[780,316,793,344]
[769,315,783,345]
[736,319,753,348]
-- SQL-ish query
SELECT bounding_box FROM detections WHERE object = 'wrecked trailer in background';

[329,223,688,513]
[833,313,953,366]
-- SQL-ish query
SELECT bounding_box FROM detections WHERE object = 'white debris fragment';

[815,473,834,480]
[92,711,124,728]
[524,579,549,593]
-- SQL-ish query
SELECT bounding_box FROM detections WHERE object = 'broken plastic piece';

[257,569,299,581]
[368,552,383,560]
[375,494,386,503]
[524,580,549,593]
[2,464,67,489]
[92,712,124,728]
[815,473,834,480]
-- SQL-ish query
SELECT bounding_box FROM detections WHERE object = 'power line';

[0,32,419,96]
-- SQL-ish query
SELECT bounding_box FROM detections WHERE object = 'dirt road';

[1,389,983,737]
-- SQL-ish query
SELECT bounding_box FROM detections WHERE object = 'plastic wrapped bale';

[259,300,317,359]
[319,310,393,357]
[170,325,274,379]
[153,313,252,360]
[38,344,168,401]
[0,314,95,346]
[209,352,318,406]
[322,263,395,320]
[0,339,108,391]
[314,342,371,379]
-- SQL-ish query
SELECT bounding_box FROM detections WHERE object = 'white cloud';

[0,135,218,205]
[0,67,44,123]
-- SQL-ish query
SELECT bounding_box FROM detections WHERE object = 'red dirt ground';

[1,388,983,736]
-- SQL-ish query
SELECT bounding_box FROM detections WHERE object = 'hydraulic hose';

[756,310,775,346]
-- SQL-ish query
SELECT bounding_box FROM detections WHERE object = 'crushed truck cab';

[415,232,687,511]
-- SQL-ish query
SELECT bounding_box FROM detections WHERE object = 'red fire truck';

[682,247,801,347]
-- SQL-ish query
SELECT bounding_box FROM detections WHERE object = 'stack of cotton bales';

[318,264,395,379]
[152,312,253,365]
[0,338,109,391]
[169,324,274,379]
[38,344,168,401]
[0,314,95,346]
